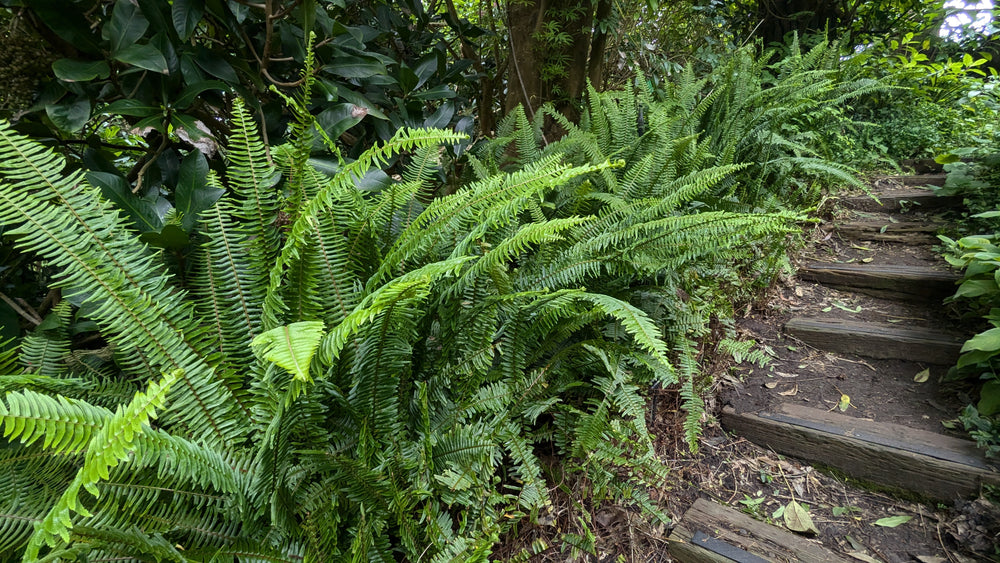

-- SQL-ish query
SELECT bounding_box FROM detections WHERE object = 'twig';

[132,128,170,193]
[58,139,146,152]
[0,291,41,326]
[270,0,302,20]
[228,0,266,8]
[937,523,958,563]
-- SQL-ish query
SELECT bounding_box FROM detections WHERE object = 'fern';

[23,369,181,558]
[0,42,839,559]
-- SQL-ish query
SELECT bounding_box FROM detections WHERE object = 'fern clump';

[0,49,812,558]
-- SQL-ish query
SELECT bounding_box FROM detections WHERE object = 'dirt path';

[658,175,1000,562]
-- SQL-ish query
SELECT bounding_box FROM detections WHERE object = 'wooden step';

[899,159,944,174]
[785,317,964,364]
[829,219,945,244]
[797,262,959,302]
[720,404,1000,500]
[668,498,850,563]
[892,173,948,187]
[841,189,959,212]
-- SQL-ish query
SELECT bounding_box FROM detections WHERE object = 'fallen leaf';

[914,368,930,383]
[783,500,818,534]
[778,384,799,396]
[848,552,882,563]
[795,287,804,297]
[915,556,946,563]
[764,381,779,389]
[838,394,851,412]
[822,306,833,312]
[861,257,874,263]
[832,301,862,313]
[874,515,912,527]
[845,535,865,551]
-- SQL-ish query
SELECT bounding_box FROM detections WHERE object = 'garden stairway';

[668,174,1000,562]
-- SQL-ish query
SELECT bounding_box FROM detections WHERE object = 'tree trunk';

[505,0,607,136]
[754,0,847,45]
[505,0,546,119]
[587,0,613,89]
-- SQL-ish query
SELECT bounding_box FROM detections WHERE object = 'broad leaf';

[783,500,818,534]
[86,171,169,233]
[961,327,1000,353]
[193,46,238,82]
[175,80,229,109]
[412,84,457,101]
[978,379,1000,416]
[424,102,455,129]
[873,515,912,528]
[52,59,111,82]
[324,56,386,78]
[172,0,205,41]
[955,279,998,299]
[139,224,190,249]
[104,0,150,54]
[114,43,169,74]
[317,104,367,141]
[46,98,92,133]
[175,151,223,232]
[101,99,161,118]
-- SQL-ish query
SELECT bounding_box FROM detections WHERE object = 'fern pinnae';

[369,154,571,289]
[22,369,182,559]
[1,389,112,455]
[0,188,244,446]
[192,199,265,370]
[263,127,463,327]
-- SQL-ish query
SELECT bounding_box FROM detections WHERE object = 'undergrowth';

[0,40,877,560]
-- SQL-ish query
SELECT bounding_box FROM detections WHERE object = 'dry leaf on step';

[783,500,818,534]
[778,384,798,396]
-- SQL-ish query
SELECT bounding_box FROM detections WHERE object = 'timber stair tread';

[668,498,851,563]
[823,219,945,244]
[720,404,1000,501]
[784,316,965,364]
[840,188,960,212]
[889,173,948,187]
[712,166,1000,558]
[797,262,960,301]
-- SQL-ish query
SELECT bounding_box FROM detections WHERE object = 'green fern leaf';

[252,321,326,383]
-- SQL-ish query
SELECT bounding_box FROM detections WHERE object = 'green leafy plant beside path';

[0,65,801,559]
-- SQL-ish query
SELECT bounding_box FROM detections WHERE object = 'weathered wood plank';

[797,262,959,301]
[841,189,959,212]
[720,404,1000,500]
[899,159,944,174]
[668,498,850,563]
[829,220,943,244]
[833,220,945,233]
[891,173,948,187]
[784,317,964,364]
